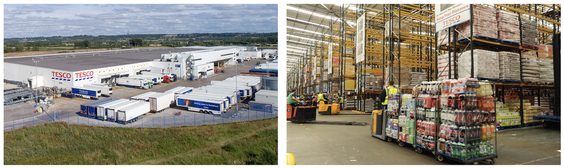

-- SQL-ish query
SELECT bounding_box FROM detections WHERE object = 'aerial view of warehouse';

[4,4,278,165]
[286,4,559,165]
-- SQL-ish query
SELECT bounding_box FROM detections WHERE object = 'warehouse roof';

[4,48,202,72]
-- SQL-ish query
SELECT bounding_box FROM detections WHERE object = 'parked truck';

[106,100,139,121]
[176,95,226,115]
[149,92,175,113]
[83,84,113,96]
[116,101,150,124]
[116,77,152,89]
[141,72,175,83]
[80,98,111,115]
[96,99,129,120]
[175,87,194,95]
[72,87,102,99]
[133,74,163,84]
[207,83,253,97]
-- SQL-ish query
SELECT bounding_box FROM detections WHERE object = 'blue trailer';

[72,87,101,99]
[86,98,116,117]
[80,98,112,115]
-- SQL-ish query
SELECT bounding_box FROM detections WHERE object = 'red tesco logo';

[75,71,94,78]
[52,71,72,79]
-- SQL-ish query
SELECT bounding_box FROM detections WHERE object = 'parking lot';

[4,59,277,130]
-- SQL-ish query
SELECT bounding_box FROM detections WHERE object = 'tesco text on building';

[52,71,72,79]
[75,71,94,81]
[435,4,471,32]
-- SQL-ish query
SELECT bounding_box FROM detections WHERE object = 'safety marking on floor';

[515,154,560,165]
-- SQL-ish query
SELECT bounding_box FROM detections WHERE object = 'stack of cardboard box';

[458,49,499,79]
[498,51,521,81]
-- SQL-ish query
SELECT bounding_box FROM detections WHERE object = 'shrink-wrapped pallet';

[521,55,540,83]
[458,49,499,79]
[457,5,498,40]
[384,19,410,38]
[409,72,427,88]
[538,44,553,57]
[520,17,538,47]
[437,53,457,81]
[497,51,521,81]
[538,59,554,83]
[496,10,520,43]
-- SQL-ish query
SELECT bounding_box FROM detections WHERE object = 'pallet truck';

[287,103,367,125]
[317,101,340,115]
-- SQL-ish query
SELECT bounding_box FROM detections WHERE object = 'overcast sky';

[4,4,278,38]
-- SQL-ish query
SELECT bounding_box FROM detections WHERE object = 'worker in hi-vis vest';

[339,96,344,110]
[380,80,398,110]
[288,90,299,107]
[317,92,327,104]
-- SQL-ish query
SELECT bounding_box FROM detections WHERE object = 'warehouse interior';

[286,4,560,165]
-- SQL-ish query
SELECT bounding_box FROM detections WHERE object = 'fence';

[4,107,278,131]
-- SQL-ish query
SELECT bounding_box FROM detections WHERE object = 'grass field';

[4,118,277,165]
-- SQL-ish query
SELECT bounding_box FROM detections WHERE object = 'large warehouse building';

[4,46,257,90]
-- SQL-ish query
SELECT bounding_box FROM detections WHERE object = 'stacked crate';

[523,106,542,124]
[366,74,383,90]
[498,51,521,81]
[521,55,540,83]
[520,17,538,47]
[458,49,499,79]
[458,4,498,40]
[496,10,520,43]
[496,102,521,127]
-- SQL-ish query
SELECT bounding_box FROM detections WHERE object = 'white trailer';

[83,84,113,96]
[72,87,102,99]
[183,92,233,107]
[116,77,151,89]
[190,89,239,105]
[96,99,129,120]
[106,100,139,121]
[176,95,226,115]
[116,101,150,124]
[165,86,186,93]
[130,92,157,101]
[254,90,278,107]
[207,83,253,97]
[174,87,194,95]
[149,92,175,112]
[193,87,242,99]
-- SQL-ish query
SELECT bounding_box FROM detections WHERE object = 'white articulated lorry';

[149,92,175,113]
[83,84,113,96]
[116,101,151,124]
[116,77,152,89]
[96,99,129,120]
[106,100,139,121]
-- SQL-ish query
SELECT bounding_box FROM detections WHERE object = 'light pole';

[32,57,42,107]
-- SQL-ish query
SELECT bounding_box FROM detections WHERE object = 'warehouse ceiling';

[286,4,383,72]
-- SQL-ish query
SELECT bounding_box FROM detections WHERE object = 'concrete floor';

[287,110,561,165]
[4,59,267,122]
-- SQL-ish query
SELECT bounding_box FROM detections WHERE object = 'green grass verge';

[4,118,277,165]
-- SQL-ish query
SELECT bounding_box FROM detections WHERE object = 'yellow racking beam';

[495,4,561,25]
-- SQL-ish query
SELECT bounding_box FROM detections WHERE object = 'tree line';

[4,32,277,53]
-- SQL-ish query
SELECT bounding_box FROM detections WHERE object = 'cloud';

[4,4,55,15]
[4,4,277,38]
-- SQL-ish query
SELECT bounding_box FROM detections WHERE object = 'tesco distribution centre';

[4,46,263,90]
